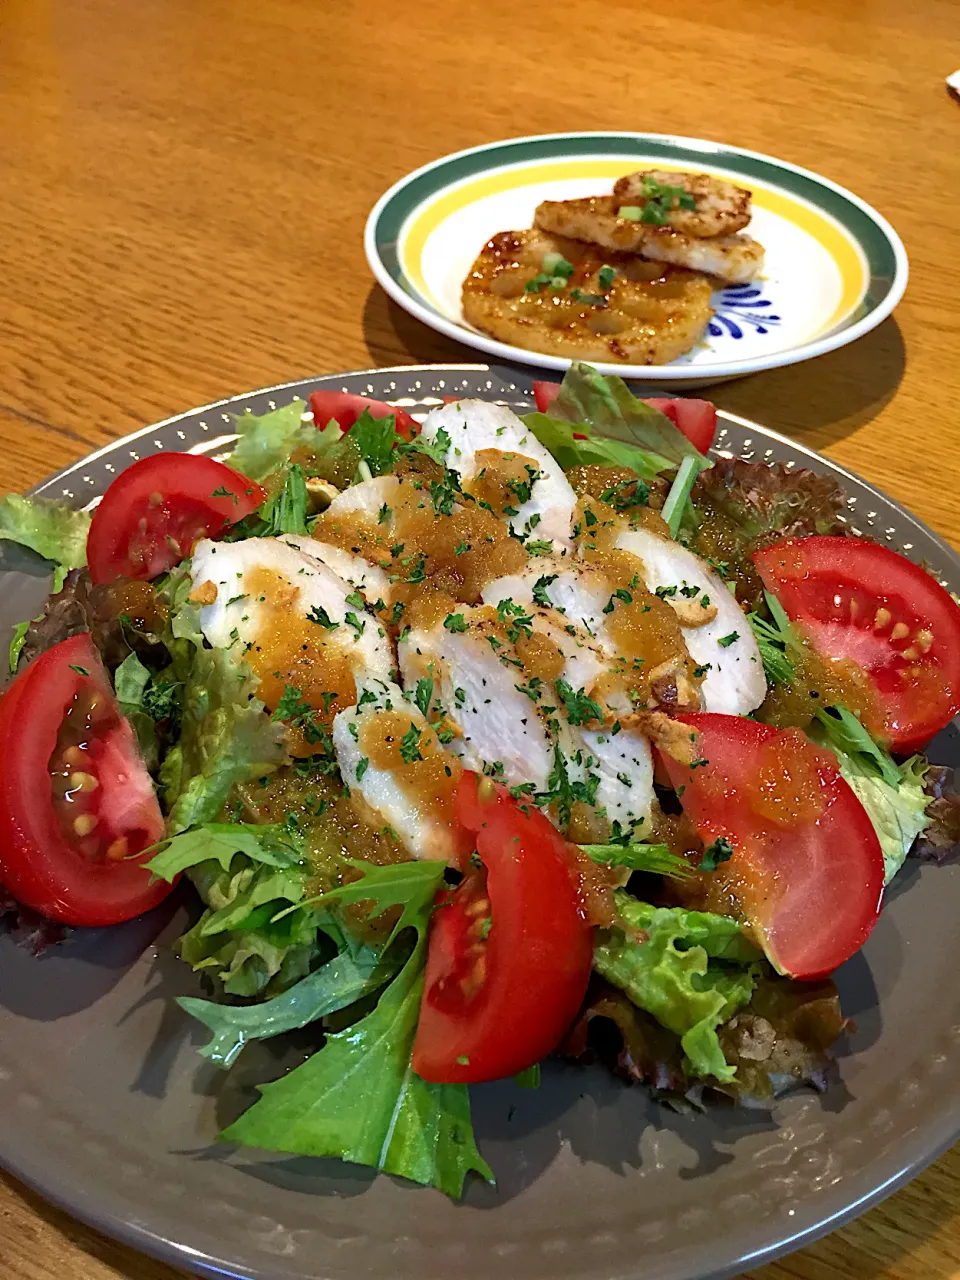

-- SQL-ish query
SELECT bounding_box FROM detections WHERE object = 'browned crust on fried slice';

[461,229,714,366]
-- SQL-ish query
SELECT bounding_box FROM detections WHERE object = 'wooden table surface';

[1,0,959,1276]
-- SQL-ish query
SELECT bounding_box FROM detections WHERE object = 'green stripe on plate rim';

[372,132,901,321]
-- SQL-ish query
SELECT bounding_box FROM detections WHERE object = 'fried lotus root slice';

[612,169,753,238]
[534,196,764,285]
[462,229,714,366]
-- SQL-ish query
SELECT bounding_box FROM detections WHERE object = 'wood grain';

[1,0,959,1275]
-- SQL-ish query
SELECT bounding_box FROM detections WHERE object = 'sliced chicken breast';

[576,725,656,834]
[189,537,395,731]
[398,607,554,792]
[281,534,391,605]
[332,678,463,864]
[482,568,655,832]
[323,474,400,523]
[615,527,766,715]
[418,399,577,550]
[481,558,610,640]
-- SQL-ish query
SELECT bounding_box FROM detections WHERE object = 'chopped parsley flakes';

[555,679,603,727]
[399,723,423,763]
[306,604,338,629]
[699,836,734,872]
[532,574,558,608]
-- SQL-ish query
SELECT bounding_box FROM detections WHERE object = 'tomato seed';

[874,607,892,630]
[477,777,497,803]
[62,745,86,768]
[68,771,99,793]
[106,836,129,861]
[73,814,97,837]
[891,622,910,640]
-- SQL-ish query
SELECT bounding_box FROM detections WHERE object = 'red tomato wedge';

[660,714,884,979]
[531,380,716,453]
[754,536,960,753]
[309,389,418,442]
[87,454,264,585]
[412,773,593,1083]
[0,634,170,926]
[643,397,717,454]
[532,380,563,413]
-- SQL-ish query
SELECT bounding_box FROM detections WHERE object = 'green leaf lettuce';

[228,401,316,482]
[158,645,288,835]
[592,892,761,1082]
[0,494,91,576]
[150,821,318,998]
[522,362,711,481]
[217,858,493,1198]
[178,941,403,1068]
[810,707,931,882]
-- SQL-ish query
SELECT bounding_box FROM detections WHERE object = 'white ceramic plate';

[365,133,908,388]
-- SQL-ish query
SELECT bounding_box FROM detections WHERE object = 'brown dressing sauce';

[685,499,765,609]
[515,630,567,684]
[104,579,168,632]
[578,521,699,709]
[242,566,359,755]
[234,769,407,943]
[235,771,406,883]
[464,448,540,519]
[313,474,526,624]
[757,625,880,735]
[358,709,462,849]
[746,732,827,828]
[650,810,763,942]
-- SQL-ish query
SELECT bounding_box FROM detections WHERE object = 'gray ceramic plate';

[1,364,959,1280]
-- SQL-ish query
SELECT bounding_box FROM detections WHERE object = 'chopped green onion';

[641,176,696,211]
[619,179,696,227]
[639,203,669,226]
[542,251,574,278]
[524,272,553,293]
[598,264,616,289]
[570,289,608,307]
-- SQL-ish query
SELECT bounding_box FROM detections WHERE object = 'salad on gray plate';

[0,363,958,1197]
